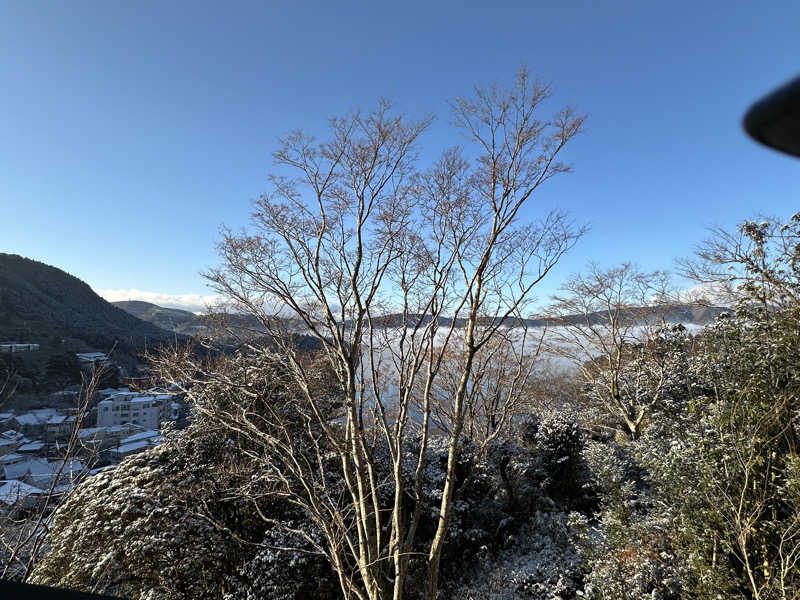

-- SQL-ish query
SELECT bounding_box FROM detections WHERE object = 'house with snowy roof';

[22,458,85,490]
[0,430,28,454]
[75,352,108,365]
[15,412,76,443]
[96,386,130,399]
[44,414,76,442]
[0,342,40,353]
[16,440,46,454]
[0,437,17,457]
[0,480,43,510]
[1,453,86,490]
[11,409,66,438]
[1,453,30,480]
[112,429,162,459]
[119,429,159,445]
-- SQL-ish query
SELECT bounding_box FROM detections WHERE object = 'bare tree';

[425,322,544,450]
[678,213,800,310]
[545,262,673,439]
[195,69,584,600]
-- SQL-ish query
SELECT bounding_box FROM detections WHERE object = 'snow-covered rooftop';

[116,440,151,454]
[26,458,85,480]
[3,459,29,480]
[13,409,66,426]
[105,424,144,434]
[98,387,129,396]
[129,396,156,404]
[78,427,107,438]
[120,430,159,445]
[0,480,43,505]
[76,352,108,361]
[0,453,25,464]
[17,441,45,452]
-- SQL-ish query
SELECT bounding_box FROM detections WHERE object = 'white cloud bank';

[95,288,222,314]
[676,281,736,306]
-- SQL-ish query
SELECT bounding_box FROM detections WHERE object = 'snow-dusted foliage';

[395,416,589,598]
[30,424,264,600]
[570,509,685,600]
[445,512,581,600]
[571,305,800,600]
[519,411,585,497]
[227,522,339,600]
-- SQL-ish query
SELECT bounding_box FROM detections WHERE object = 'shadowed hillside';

[0,253,179,350]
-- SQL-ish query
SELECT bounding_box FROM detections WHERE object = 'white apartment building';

[97,393,177,429]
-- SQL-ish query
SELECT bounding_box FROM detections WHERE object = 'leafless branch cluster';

[192,68,584,600]
[678,213,800,309]
[545,262,675,438]
[425,324,543,449]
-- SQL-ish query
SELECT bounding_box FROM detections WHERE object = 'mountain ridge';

[0,253,180,350]
[116,300,731,334]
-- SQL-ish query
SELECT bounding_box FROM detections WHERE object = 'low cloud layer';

[95,288,221,313]
[676,281,735,306]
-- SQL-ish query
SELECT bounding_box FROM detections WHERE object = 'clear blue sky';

[1,0,798,311]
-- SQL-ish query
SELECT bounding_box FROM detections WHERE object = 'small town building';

[76,352,108,364]
[0,480,43,511]
[113,430,162,459]
[0,342,40,353]
[97,392,177,429]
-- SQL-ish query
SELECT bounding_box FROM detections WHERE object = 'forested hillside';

[0,254,178,349]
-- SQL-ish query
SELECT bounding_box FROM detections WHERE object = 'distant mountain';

[353,304,729,329]
[526,303,732,328]
[113,301,329,353]
[112,301,207,336]
[113,300,271,337]
[0,254,179,351]
[120,297,730,337]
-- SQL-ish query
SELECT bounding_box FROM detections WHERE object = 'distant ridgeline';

[0,253,180,355]
[113,300,323,351]
[117,300,731,340]
[349,304,731,329]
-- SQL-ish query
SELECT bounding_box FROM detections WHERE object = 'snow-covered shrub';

[399,426,588,596]
[444,511,581,600]
[570,510,684,600]
[31,425,265,600]
[570,441,686,600]
[226,521,339,600]
[571,306,800,600]
[519,411,585,499]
